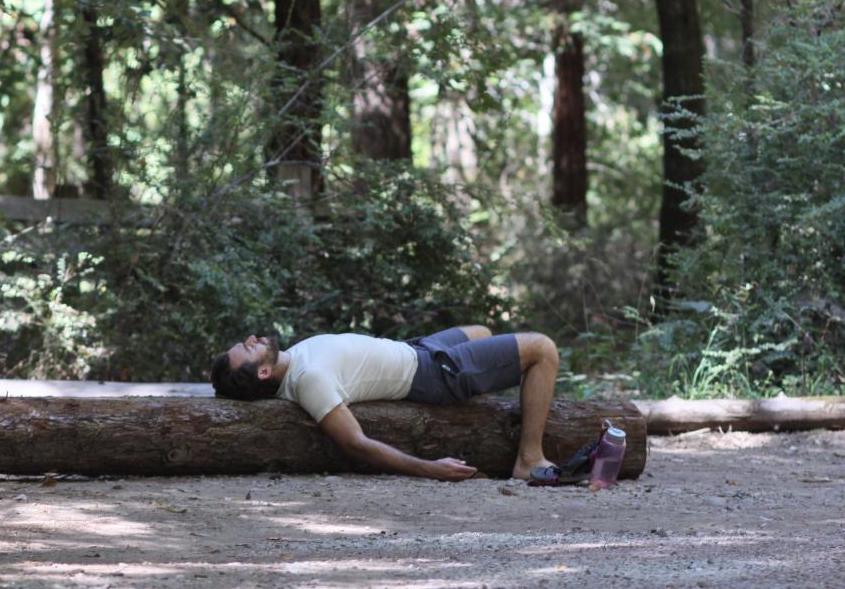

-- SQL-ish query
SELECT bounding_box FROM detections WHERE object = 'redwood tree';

[80,3,112,200]
[740,0,754,69]
[266,0,323,195]
[348,0,411,161]
[551,1,587,227]
[655,0,705,300]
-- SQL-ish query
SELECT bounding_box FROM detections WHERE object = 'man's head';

[211,335,281,400]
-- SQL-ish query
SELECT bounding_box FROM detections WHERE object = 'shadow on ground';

[2,429,844,588]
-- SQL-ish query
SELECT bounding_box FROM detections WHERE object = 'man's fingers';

[442,457,467,464]
[432,457,477,481]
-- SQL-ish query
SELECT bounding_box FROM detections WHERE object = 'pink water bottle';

[589,421,626,490]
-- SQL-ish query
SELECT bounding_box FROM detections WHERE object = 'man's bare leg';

[458,325,492,341]
[511,332,559,479]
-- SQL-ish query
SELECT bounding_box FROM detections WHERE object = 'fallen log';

[0,395,646,479]
[634,394,845,435]
[0,379,210,398]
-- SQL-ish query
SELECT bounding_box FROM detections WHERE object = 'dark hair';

[211,352,278,400]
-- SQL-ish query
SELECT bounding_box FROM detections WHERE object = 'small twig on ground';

[676,427,712,439]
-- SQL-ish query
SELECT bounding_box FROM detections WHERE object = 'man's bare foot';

[512,457,556,480]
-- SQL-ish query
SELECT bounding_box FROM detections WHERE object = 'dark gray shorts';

[405,328,522,404]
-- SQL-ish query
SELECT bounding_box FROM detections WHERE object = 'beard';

[255,336,282,398]
[260,336,280,365]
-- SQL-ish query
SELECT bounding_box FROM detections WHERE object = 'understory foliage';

[0,167,505,380]
[634,2,845,397]
[2,1,843,398]
[0,10,505,380]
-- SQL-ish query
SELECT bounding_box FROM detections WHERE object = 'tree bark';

[0,396,646,478]
[175,55,189,179]
[740,0,754,69]
[739,0,755,105]
[431,92,478,189]
[634,395,845,435]
[348,0,412,160]
[551,2,588,227]
[655,0,706,303]
[266,0,322,198]
[32,0,59,201]
[80,4,112,200]
[168,0,190,180]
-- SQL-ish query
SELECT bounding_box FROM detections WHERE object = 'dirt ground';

[2,429,844,589]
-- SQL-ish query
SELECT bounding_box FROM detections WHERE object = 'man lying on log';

[211,326,560,483]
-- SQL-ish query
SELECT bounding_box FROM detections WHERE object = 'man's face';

[227,335,279,373]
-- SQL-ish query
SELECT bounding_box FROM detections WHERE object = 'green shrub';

[1,163,507,381]
[639,1,845,397]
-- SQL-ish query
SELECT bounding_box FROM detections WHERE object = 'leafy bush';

[637,2,845,397]
[0,236,109,378]
[1,164,507,381]
[0,2,510,382]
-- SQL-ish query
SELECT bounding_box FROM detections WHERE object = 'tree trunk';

[170,0,190,179]
[655,0,706,303]
[348,0,412,160]
[0,396,646,478]
[740,0,755,104]
[266,0,322,198]
[431,92,478,189]
[634,395,845,435]
[740,0,754,69]
[80,4,112,200]
[32,0,59,201]
[551,3,587,227]
[175,55,190,179]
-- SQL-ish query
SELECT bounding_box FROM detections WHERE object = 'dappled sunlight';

[650,430,843,453]
[231,500,310,511]
[0,498,203,558]
[0,539,54,553]
[286,580,483,589]
[1,563,184,581]
[0,558,472,588]
[2,432,841,589]
[526,564,582,576]
[248,558,469,575]
[514,533,772,556]
[260,514,386,536]
[5,501,154,538]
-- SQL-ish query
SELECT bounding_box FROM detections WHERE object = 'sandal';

[556,440,599,484]
[527,465,564,486]
[526,420,613,487]
[526,440,600,487]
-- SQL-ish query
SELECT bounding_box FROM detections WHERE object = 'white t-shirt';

[276,333,419,422]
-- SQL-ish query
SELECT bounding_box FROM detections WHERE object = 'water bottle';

[589,421,626,490]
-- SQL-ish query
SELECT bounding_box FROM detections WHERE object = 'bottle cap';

[605,427,626,443]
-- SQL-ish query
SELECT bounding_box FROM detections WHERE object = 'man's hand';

[428,457,478,481]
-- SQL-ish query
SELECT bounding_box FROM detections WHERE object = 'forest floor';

[1,428,844,589]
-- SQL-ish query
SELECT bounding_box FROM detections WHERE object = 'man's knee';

[459,325,493,341]
[515,332,559,369]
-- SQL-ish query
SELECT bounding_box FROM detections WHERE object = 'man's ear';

[257,364,273,380]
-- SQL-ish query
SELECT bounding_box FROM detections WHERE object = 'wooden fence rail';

[0,194,135,225]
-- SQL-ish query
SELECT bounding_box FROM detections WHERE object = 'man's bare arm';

[319,404,477,482]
